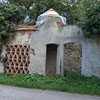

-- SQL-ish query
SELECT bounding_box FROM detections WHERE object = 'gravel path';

[0,85,100,100]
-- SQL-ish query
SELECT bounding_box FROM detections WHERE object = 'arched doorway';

[64,42,82,72]
[46,44,58,76]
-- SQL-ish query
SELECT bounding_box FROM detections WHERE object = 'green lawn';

[0,70,100,96]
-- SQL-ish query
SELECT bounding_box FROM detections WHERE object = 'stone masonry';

[64,43,82,71]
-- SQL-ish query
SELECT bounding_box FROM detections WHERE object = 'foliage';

[4,0,100,37]
[8,0,83,25]
[8,0,33,10]
[82,2,100,37]
[0,71,100,95]
[73,0,100,37]
[24,74,63,84]
[0,3,26,40]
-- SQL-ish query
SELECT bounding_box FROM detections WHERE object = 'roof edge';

[15,26,37,31]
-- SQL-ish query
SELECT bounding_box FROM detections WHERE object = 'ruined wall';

[0,17,100,78]
[30,17,62,75]
[64,43,82,71]
[61,25,83,75]
[0,30,33,74]
[82,37,100,78]
[61,25,100,78]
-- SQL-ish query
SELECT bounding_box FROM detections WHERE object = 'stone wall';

[64,43,82,71]
[30,17,62,75]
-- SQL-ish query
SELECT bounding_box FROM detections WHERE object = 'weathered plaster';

[82,37,100,78]
[0,14,100,78]
[0,45,7,73]
[8,31,33,45]
[31,18,62,46]
[29,44,46,75]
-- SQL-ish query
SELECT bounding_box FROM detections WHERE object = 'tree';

[82,2,100,37]
[29,0,71,24]
[8,0,81,24]
[8,0,33,10]
[0,3,26,40]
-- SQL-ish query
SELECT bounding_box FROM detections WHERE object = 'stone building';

[0,9,100,78]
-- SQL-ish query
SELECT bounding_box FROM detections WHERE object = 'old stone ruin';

[0,9,100,78]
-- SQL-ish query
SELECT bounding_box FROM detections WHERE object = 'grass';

[0,70,100,96]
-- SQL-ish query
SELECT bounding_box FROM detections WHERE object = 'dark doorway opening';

[46,44,58,76]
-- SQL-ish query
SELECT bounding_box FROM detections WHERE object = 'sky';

[0,0,8,3]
